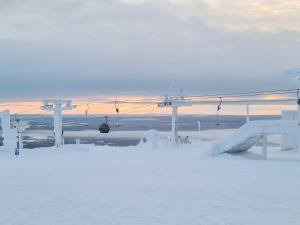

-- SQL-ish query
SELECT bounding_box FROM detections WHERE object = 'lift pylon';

[158,95,192,145]
[41,100,75,147]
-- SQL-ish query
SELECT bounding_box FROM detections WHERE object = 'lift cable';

[185,88,297,100]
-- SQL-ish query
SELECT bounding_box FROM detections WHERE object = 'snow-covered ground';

[24,129,235,141]
[0,141,300,225]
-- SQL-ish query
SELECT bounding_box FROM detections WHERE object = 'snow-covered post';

[281,111,298,151]
[285,69,300,124]
[197,121,201,132]
[262,135,267,160]
[0,110,17,153]
[41,100,75,148]
[13,119,29,151]
[54,106,62,147]
[246,104,250,123]
[1,110,11,137]
[76,138,81,145]
[171,105,178,145]
[16,120,22,150]
[197,121,201,140]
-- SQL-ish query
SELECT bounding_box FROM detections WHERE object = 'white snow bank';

[0,144,300,225]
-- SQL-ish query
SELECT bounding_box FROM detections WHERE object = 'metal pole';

[197,121,201,131]
[171,105,178,145]
[53,106,62,147]
[262,135,267,160]
[246,104,250,123]
[17,120,23,150]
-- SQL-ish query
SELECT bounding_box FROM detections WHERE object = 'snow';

[1,142,300,225]
[214,120,300,154]
[24,129,235,141]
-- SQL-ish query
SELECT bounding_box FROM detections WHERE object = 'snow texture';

[0,142,300,225]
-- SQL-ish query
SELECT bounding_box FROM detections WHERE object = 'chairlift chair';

[114,101,122,127]
[215,97,222,126]
[99,116,110,133]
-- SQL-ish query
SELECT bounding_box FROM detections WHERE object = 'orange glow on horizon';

[0,95,296,116]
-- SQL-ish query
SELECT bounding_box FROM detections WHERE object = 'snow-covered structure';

[0,110,17,152]
[158,95,192,145]
[140,129,160,149]
[281,110,298,151]
[13,120,29,150]
[213,120,300,157]
[41,100,75,147]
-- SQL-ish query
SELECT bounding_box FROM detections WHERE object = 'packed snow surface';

[0,143,300,225]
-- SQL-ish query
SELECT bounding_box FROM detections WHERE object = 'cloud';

[164,0,300,33]
[119,0,145,5]
[0,0,299,99]
[1,0,300,42]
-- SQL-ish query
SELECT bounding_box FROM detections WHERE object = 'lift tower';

[286,68,300,124]
[0,110,17,152]
[41,100,75,147]
[158,95,192,145]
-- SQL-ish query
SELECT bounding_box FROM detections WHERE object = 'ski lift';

[115,101,119,114]
[99,116,110,133]
[84,104,89,127]
[114,101,121,127]
[215,97,222,126]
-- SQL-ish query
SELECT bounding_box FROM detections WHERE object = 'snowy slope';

[0,144,300,225]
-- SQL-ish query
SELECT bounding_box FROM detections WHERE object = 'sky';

[0,100,296,116]
[0,0,300,114]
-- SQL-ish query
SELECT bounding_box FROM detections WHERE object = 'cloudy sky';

[1,0,300,100]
